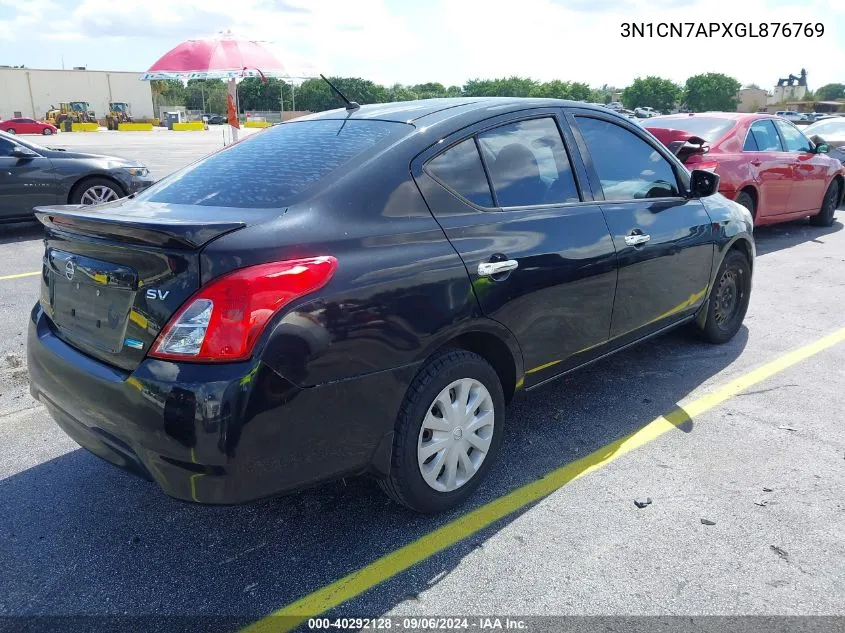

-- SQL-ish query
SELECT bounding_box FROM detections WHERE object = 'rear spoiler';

[35,205,246,249]
[645,127,710,163]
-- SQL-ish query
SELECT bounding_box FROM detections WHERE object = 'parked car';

[204,114,225,125]
[606,102,624,111]
[646,112,844,227]
[634,106,659,118]
[775,110,808,123]
[28,98,754,513]
[0,130,154,222]
[0,117,58,135]
[804,117,845,158]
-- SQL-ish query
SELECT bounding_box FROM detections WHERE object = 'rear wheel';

[698,249,751,344]
[71,178,124,206]
[809,181,840,227]
[735,190,755,218]
[379,350,505,513]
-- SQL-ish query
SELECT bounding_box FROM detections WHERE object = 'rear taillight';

[149,256,337,362]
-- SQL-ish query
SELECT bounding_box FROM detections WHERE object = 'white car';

[634,106,659,118]
[606,102,625,111]
[775,110,808,123]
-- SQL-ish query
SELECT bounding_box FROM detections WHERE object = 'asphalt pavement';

[0,131,844,632]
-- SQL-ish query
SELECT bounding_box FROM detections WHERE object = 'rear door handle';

[478,260,519,277]
[624,233,651,246]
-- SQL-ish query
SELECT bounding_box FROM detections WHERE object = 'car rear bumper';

[28,305,410,504]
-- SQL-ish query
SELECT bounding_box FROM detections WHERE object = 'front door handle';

[624,233,651,246]
[478,260,519,277]
[750,159,762,167]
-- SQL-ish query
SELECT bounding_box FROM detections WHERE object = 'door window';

[425,138,494,207]
[575,116,680,200]
[775,120,812,153]
[744,120,782,151]
[0,137,16,156]
[476,117,579,207]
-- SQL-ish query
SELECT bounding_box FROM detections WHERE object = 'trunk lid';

[646,127,709,164]
[34,202,253,371]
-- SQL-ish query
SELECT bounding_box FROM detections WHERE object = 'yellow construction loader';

[105,102,132,130]
[45,102,95,126]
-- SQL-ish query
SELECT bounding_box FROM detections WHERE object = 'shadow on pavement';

[1,326,748,631]
[753,217,842,257]
[0,221,42,247]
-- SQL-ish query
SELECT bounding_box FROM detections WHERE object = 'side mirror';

[815,143,830,154]
[10,146,38,159]
[688,169,720,198]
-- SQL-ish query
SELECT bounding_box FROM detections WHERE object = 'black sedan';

[27,98,754,513]
[0,130,154,222]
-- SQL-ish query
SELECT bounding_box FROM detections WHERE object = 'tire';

[379,349,505,513]
[70,177,125,206]
[698,249,751,344]
[5,129,15,134]
[735,190,755,218]
[809,181,840,228]
[42,128,53,135]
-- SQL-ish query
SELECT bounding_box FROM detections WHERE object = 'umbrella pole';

[228,77,240,142]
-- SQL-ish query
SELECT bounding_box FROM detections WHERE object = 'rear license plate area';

[43,249,138,354]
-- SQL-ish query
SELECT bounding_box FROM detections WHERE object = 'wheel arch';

[420,320,525,404]
[736,184,759,218]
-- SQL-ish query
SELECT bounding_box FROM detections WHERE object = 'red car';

[0,117,58,136]
[646,113,844,227]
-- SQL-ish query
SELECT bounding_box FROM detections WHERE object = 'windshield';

[136,119,410,209]
[646,116,735,142]
[0,130,47,151]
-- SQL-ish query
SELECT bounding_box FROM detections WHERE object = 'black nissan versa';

[27,98,754,513]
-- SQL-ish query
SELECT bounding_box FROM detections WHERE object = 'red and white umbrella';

[141,30,313,137]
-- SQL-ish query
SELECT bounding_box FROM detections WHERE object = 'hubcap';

[417,378,495,493]
[714,267,742,327]
[80,185,120,206]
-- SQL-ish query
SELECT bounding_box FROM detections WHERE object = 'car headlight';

[125,167,149,177]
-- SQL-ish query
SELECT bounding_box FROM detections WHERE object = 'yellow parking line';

[0,271,40,281]
[241,325,845,633]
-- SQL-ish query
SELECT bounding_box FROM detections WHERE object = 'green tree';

[387,84,419,101]
[410,82,446,99]
[463,77,537,97]
[684,73,741,112]
[622,76,682,113]
[530,80,591,100]
[815,83,845,100]
[151,80,187,110]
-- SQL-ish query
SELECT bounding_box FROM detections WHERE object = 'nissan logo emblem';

[65,260,75,281]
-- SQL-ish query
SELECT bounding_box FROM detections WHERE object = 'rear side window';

[576,116,680,201]
[477,118,579,207]
[137,120,406,208]
[746,120,782,151]
[426,138,494,207]
[774,120,812,153]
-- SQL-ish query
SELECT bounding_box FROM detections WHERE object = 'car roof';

[296,97,611,125]
[649,112,780,123]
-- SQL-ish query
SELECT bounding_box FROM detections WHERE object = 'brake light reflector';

[149,256,337,362]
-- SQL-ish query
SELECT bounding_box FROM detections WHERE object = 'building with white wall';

[0,67,154,121]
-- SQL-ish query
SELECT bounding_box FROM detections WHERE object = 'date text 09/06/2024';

[307,617,528,630]
[621,22,824,38]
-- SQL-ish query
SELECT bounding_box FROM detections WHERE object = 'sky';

[0,0,843,91]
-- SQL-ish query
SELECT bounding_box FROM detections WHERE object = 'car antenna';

[320,74,360,111]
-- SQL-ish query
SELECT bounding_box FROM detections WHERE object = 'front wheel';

[379,350,505,513]
[809,181,840,228]
[42,128,53,135]
[5,129,15,134]
[697,249,752,344]
[71,178,124,206]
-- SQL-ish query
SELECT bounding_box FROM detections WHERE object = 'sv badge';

[146,289,170,301]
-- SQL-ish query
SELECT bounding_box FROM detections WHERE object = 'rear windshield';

[646,116,735,142]
[136,119,408,209]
